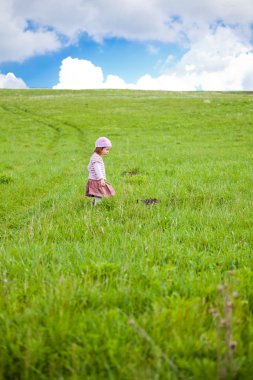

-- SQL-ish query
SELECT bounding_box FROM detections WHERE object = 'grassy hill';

[0,89,252,379]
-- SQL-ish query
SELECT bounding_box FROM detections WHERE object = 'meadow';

[0,89,252,379]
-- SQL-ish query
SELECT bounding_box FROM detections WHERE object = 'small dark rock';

[0,174,13,184]
[137,198,159,205]
[122,169,139,176]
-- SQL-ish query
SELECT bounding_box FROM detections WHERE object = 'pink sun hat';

[95,136,112,148]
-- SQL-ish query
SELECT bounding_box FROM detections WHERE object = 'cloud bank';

[53,27,253,91]
[0,72,27,89]
[0,0,252,62]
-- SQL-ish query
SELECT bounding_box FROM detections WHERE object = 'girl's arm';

[93,162,105,184]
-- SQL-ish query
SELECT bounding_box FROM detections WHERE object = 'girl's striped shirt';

[87,153,106,180]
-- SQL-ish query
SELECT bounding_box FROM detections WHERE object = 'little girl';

[85,137,115,205]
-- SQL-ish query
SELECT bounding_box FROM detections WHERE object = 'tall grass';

[0,89,252,379]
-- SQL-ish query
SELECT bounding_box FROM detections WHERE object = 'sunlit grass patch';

[0,89,252,379]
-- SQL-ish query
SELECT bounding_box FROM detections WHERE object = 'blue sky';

[0,37,185,88]
[0,0,253,90]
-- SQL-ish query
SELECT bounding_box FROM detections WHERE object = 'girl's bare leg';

[93,196,102,206]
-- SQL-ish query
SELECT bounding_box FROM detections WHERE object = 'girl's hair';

[94,147,104,155]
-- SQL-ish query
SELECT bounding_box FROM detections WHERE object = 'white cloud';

[146,44,160,55]
[0,0,253,62]
[53,57,135,89]
[0,72,27,89]
[0,1,61,62]
[165,26,253,90]
[53,26,253,91]
[104,74,135,89]
[54,57,104,89]
[176,27,252,74]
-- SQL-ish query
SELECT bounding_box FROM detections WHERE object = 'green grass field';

[0,89,252,379]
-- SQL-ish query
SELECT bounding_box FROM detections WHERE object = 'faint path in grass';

[1,104,62,149]
[0,104,85,240]
[1,103,85,144]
